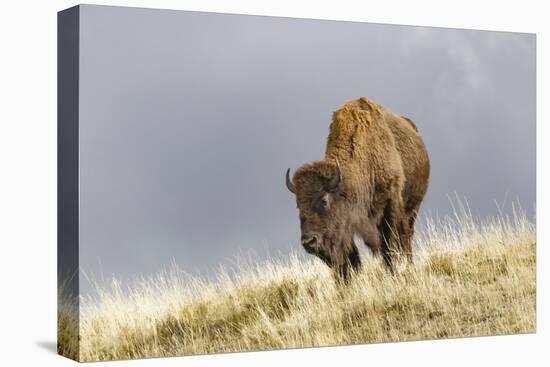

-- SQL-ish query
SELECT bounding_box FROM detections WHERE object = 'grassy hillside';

[58,206,536,362]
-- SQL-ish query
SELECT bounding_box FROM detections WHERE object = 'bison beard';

[286,97,430,279]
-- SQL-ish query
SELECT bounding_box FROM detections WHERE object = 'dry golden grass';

[58,206,536,362]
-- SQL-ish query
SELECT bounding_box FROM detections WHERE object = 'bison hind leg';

[404,208,420,263]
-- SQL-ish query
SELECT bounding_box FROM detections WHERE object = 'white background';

[0,0,546,366]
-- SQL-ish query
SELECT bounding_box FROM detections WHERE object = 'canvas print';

[57,5,536,362]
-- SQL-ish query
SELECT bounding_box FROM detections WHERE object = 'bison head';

[285,159,353,268]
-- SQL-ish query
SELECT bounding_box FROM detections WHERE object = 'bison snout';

[301,235,320,253]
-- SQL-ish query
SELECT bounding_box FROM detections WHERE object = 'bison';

[285,97,430,278]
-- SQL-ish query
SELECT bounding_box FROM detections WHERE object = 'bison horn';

[286,168,296,194]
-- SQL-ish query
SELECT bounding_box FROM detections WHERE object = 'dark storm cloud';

[77,5,535,295]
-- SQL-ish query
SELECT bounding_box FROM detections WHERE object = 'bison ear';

[325,159,343,193]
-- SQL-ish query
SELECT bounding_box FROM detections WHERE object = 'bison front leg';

[357,220,382,257]
[331,241,362,281]
[379,199,411,269]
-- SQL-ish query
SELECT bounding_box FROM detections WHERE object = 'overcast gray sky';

[78,5,535,296]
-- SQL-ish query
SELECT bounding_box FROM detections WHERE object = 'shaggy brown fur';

[286,97,430,278]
